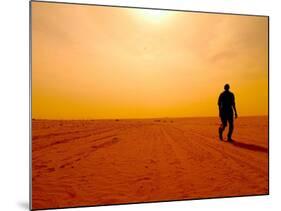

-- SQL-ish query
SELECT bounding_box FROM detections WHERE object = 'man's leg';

[227,118,234,141]
[219,117,227,140]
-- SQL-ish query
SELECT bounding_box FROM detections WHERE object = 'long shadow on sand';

[230,140,268,153]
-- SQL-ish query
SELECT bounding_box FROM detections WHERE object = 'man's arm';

[218,94,222,116]
[232,94,238,118]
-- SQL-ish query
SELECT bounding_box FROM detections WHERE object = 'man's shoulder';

[225,91,234,95]
[221,91,234,97]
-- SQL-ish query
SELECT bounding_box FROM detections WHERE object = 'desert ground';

[32,116,268,209]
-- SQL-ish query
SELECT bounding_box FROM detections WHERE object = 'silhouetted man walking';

[218,84,238,142]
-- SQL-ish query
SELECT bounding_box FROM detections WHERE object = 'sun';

[137,9,170,23]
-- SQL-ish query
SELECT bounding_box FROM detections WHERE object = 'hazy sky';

[32,2,268,119]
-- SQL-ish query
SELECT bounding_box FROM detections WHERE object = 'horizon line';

[31,115,269,121]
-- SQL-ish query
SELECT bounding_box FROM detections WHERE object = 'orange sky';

[32,2,268,119]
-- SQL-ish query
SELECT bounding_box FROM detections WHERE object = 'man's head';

[224,84,230,91]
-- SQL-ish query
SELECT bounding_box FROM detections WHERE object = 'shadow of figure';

[230,140,268,153]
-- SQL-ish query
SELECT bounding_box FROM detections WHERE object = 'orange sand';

[32,116,268,209]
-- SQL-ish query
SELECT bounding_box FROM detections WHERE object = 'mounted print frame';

[30,0,269,210]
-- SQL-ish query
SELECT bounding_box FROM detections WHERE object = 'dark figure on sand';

[218,84,238,142]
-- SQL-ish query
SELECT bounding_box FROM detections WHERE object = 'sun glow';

[137,9,170,23]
